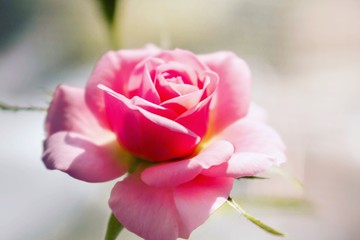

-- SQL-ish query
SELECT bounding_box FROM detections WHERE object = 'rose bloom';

[42,45,285,240]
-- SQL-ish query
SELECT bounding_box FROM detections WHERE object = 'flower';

[42,45,286,240]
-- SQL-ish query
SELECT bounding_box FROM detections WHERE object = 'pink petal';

[155,49,209,80]
[131,96,178,120]
[170,71,219,137]
[45,85,104,139]
[109,174,233,240]
[155,61,198,85]
[141,140,234,187]
[155,74,183,101]
[201,153,276,178]
[127,58,161,104]
[159,70,218,113]
[154,61,201,101]
[160,89,204,114]
[202,116,286,178]
[42,131,129,182]
[169,82,199,95]
[199,51,251,135]
[173,97,211,139]
[85,46,160,127]
[100,85,200,161]
[174,175,233,238]
[142,159,203,187]
[109,174,180,240]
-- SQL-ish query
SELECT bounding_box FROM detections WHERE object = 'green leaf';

[105,213,124,240]
[98,0,118,28]
[227,197,285,236]
[0,102,47,112]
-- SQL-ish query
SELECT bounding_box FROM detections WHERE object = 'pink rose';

[42,46,285,240]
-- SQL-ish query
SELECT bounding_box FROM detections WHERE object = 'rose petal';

[200,51,251,135]
[174,72,218,137]
[220,119,286,160]
[173,97,211,138]
[154,61,201,101]
[169,82,199,96]
[155,61,198,85]
[202,115,286,178]
[85,46,160,127]
[131,96,178,120]
[156,74,197,101]
[109,174,233,240]
[155,49,209,81]
[99,85,201,161]
[110,174,180,240]
[142,160,203,187]
[141,140,234,187]
[173,175,233,238]
[127,58,161,104]
[160,89,204,114]
[42,131,129,182]
[45,85,104,140]
[201,153,276,178]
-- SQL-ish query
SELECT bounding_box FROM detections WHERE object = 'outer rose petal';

[109,173,233,240]
[45,85,104,139]
[42,131,129,182]
[85,46,160,127]
[173,175,233,238]
[141,140,234,187]
[199,51,251,135]
[43,84,131,182]
[100,85,200,161]
[202,112,286,178]
[201,153,277,178]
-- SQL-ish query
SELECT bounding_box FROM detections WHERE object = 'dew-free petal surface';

[85,46,160,127]
[100,85,200,161]
[202,115,286,178]
[200,51,251,135]
[141,140,234,187]
[45,85,104,140]
[43,131,128,182]
[109,174,233,240]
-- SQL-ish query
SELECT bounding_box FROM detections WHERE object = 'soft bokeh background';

[1,0,359,239]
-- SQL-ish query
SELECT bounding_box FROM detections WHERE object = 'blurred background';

[1,0,359,239]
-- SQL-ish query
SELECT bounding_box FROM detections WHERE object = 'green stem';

[105,213,124,240]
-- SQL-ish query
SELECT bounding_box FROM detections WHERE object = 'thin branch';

[0,101,47,112]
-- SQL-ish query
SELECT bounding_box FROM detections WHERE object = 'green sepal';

[105,213,124,240]
[227,197,285,236]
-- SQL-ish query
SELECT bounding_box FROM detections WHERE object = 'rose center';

[155,69,200,102]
